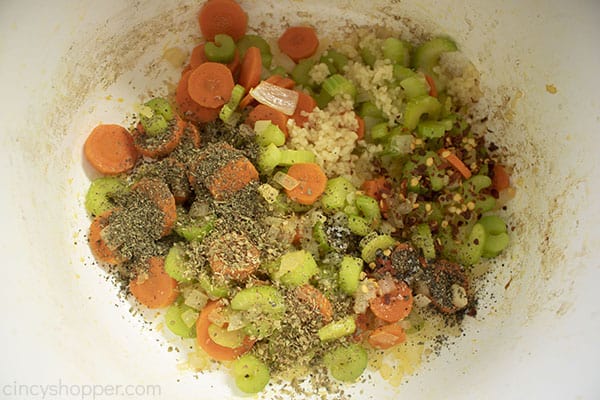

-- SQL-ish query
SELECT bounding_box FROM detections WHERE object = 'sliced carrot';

[132,116,185,159]
[88,210,125,265]
[187,62,234,109]
[361,176,391,201]
[245,104,289,137]
[163,157,192,204]
[368,323,407,349]
[294,284,333,323]
[176,70,221,124]
[492,164,510,192]
[207,232,260,280]
[131,177,177,237]
[184,122,202,148]
[277,26,319,63]
[84,124,139,175]
[290,91,317,127]
[238,46,262,93]
[129,256,179,309]
[196,301,255,361]
[355,115,366,140]
[369,280,413,323]
[284,163,328,205]
[205,156,259,200]
[198,0,248,42]
[439,148,472,179]
[190,43,208,69]
[425,74,437,98]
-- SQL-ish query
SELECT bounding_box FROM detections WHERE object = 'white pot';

[1,1,599,399]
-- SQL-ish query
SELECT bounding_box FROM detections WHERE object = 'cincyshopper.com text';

[2,380,161,399]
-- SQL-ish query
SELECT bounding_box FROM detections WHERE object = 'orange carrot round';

[129,256,179,309]
[206,156,259,200]
[196,301,255,361]
[369,280,413,323]
[132,116,185,159]
[131,178,177,237]
[277,26,319,63]
[492,164,510,192]
[84,124,139,175]
[367,323,406,349]
[190,43,209,69]
[245,104,289,137]
[284,163,328,205]
[187,62,234,109]
[198,0,248,42]
[176,70,220,124]
[355,115,366,140]
[88,210,125,265]
[294,284,333,323]
[238,46,262,92]
[291,91,317,127]
[207,232,260,280]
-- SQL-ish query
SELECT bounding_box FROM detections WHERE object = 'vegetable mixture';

[83,0,513,394]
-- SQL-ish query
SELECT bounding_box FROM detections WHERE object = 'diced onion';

[273,171,299,190]
[249,81,299,116]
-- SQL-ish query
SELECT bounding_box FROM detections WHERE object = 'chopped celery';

[313,221,332,253]
[321,176,355,213]
[314,89,333,109]
[257,143,281,175]
[232,354,270,394]
[237,34,272,68]
[369,122,390,142]
[140,97,174,136]
[164,243,192,283]
[219,84,246,123]
[466,175,493,193]
[413,36,458,73]
[382,37,411,66]
[413,37,458,91]
[338,256,363,295]
[269,66,288,78]
[198,274,230,299]
[140,114,168,136]
[165,301,197,338]
[319,49,348,74]
[400,75,429,99]
[230,285,286,316]
[348,215,372,236]
[291,59,316,88]
[411,223,436,260]
[478,215,507,235]
[482,231,509,258]
[360,46,377,67]
[254,120,286,147]
[358,101,385,119]
[403,95,441,130]
[317,316,356,341]
[322,74,357,100]
[475,194,496,213]
[385,133,414,156]
[272,250,319,287]
[279,149,316,166]
[205,33,236,63]
[445,223,486,266]
[144,97,174,121]
[417,120,447,139]
[175,217,214,242]
[355,194,381,227]
[208,323,245,348]
[393,65,416,82]
[324,344,368,382]
[85,177,127,217]
[361,234,396,263]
